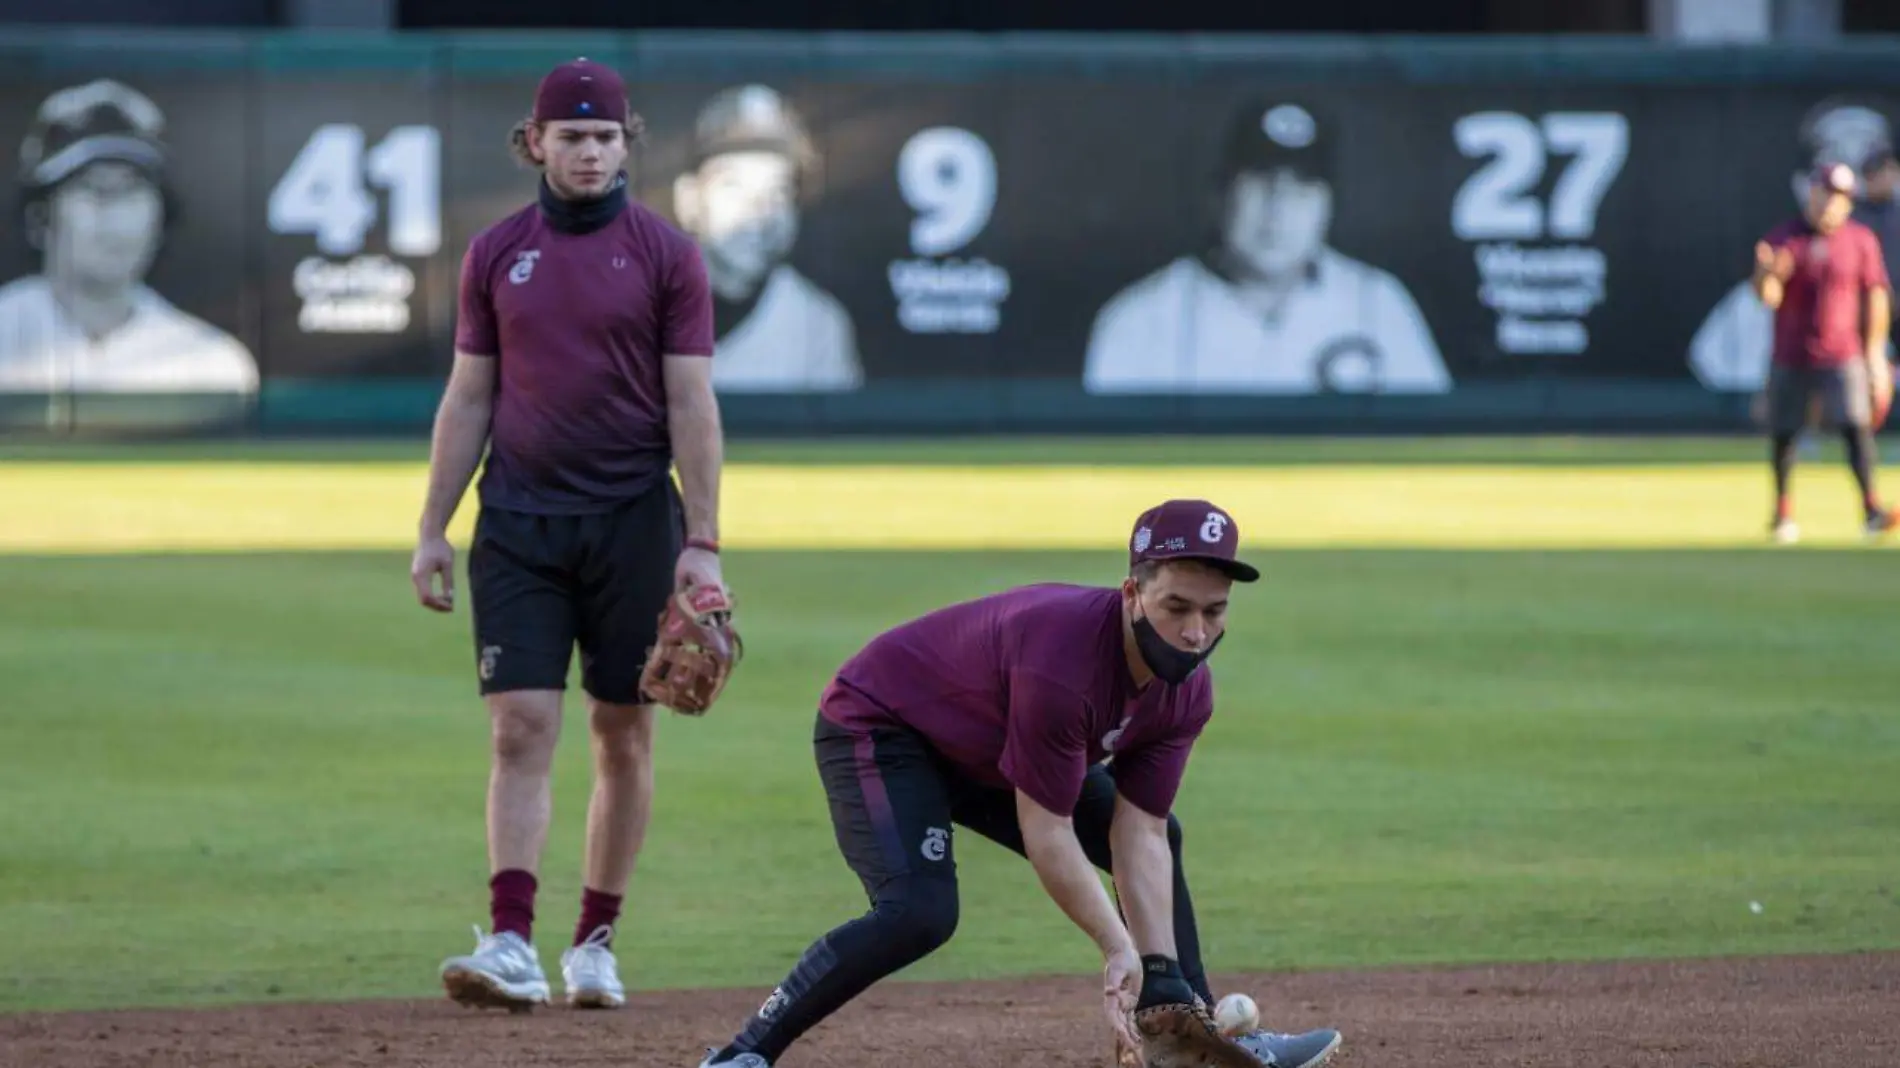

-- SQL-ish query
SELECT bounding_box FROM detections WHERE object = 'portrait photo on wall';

[639,82,863,394]
[1083,99,1451,396]
[0,76,259,429]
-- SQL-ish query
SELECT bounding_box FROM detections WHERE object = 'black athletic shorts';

[1766,360,1871,433]
[812,712,1138,901]
[467,480,683,703]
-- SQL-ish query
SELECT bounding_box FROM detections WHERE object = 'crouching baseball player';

[694,499,1342,1068]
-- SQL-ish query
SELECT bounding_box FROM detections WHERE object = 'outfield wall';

[2,30,1898,437]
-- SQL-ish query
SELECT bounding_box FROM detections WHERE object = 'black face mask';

[1131,610,1221,685]
[538,171,629,235]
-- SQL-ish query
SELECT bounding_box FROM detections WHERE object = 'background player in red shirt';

[693,500,1341,1068]
[410,58,726,1012]
[1753,161,1896,543]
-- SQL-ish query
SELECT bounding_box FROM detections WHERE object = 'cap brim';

[33,135,164,187]
[1151,552,1259,583]
[1211,558,1261,583]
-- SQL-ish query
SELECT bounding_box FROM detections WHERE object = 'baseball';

[1214,992,1259,1036]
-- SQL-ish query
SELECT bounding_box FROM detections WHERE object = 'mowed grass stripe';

[1,461,1888,552]
[1,548,1896,1012]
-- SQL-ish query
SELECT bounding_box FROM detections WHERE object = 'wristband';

[1141,954,1184,979]
[1136,955,1194,1010]
[685,537,720,554]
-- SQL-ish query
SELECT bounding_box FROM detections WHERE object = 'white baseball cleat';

[440,925,550,1012]
[1236,1027,1343,1068]
[561,924,627,1009]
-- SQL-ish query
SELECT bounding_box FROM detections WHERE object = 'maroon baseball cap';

[1812,160,1858,196]
[1128,499,1260,583]
[533,57,628,125]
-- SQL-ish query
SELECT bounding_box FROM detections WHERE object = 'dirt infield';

[5,951,1896,1068]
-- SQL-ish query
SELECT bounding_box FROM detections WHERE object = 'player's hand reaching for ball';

[411,534,456,612]
[1103,944,1143,1064]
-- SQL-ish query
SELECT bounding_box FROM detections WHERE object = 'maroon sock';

[575,888,623,947]
[490,869,538,942]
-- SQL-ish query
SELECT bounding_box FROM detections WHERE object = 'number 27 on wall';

[269,124,442,258]
[1452,112,1628,242]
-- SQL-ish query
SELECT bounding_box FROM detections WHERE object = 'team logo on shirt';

[508,250,541,285]
[920,826,950,862]
[1199,511,1229,543]
[1102,713,1132,752]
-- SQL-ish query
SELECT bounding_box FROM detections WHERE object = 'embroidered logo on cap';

[1199,511,1229,543]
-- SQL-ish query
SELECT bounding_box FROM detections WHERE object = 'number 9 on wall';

[888,125,1012,335]
[898,126,996,257]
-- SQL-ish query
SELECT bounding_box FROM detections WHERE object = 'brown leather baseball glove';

[1129,999,1260,1068]
[639,583,742,715]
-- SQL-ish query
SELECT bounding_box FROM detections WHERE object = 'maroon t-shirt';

[455,199,715,514]
[820,584,1214,820]
[1761,218,1890,369]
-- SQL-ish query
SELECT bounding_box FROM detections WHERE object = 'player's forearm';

[1109,812,1178,960]
[418,395,490,538]
[1867,287,1891,361]
[1753,274,1784,310]
[668,381,724,543]
[1022,820,1136,957]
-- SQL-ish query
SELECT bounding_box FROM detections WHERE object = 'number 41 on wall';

[269,124,442,258]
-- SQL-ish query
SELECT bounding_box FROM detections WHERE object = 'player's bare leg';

[442,690,563,1011]
[1842,425,1898,536]
[1770,432,1801,543]
[488,691,564,877]
[561,698,655,1008]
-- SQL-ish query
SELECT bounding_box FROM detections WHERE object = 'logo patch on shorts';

[479,645,502,682]
[921,826,950,862]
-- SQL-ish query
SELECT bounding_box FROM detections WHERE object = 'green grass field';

[2,436,1897,1015]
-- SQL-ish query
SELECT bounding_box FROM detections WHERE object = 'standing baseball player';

[694,499,1341,1068]
[410,57,732,1012]
[1752,161,1897,543]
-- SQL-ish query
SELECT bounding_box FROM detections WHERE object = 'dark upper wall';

[0,0,1661,33]
[393,0,1499,33]
[0,0,276,24]
[1843,0,1900,33]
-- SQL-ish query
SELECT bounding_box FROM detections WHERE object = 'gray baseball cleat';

[561,924,626,1009]
[1235,1027,1343,1068]
[697,1051,772,1067]
[440,925,551,1012]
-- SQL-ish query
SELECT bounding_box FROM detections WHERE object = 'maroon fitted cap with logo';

[1128,499,1260,583]
[533,57,628,125]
